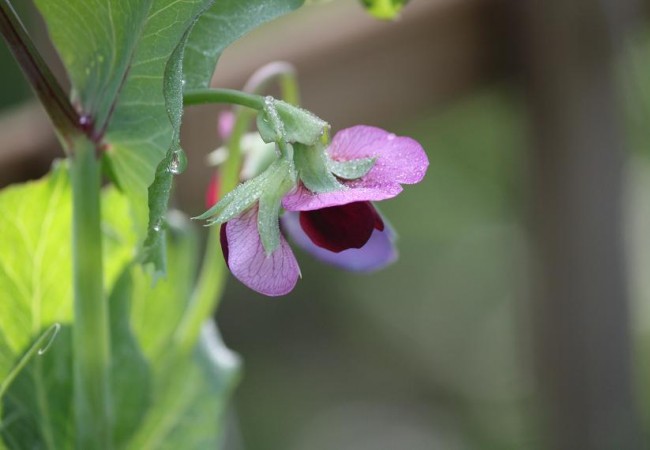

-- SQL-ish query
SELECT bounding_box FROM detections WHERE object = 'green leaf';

[107,270,152,447]
[125,323,239,449]
[359,0,410,20]
[183,0,305,89]
[0,167,141,448]
[34,0,215,239]
[125,213,240,449]
[0,164,133,381]
[36,0,307,276]
[328,156,376,180]
[294,143,344,193]
[0,171,239,447]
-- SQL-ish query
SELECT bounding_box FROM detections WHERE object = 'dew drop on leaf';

[168,149,188,175]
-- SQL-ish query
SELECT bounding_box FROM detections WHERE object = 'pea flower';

[214,125,428,296]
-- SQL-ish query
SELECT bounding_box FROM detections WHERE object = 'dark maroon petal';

[282,211,397,272]
[299,201,378,253]
[220,223,229,268]
[369,204,385,231]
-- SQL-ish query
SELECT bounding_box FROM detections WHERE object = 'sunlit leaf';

[0,171,238,447]
[359,0,410,20]
[0,166,137,447]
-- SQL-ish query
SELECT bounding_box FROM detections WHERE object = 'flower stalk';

[183,88,264,110]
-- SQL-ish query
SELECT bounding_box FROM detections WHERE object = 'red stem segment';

[0,0,81,141]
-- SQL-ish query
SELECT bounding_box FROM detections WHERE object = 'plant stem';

[0,0,80,141]
[173,109,248,353]
[183,88,264,110]
[70,138,112,449]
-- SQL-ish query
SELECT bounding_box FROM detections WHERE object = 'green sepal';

[294,143,344,193]
[195,158,296,228]
[256,97,330,146]
[359,0,410,20]
[257,157,297,255]
[328,156,376,180]
[194,175,267,224]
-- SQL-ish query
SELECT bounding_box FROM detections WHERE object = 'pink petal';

[217,110,235,140]
[283,126,428,211]
[222,205,300,296]
[282,211,397,272]
[283,183,403,211]
[330,126,428,185]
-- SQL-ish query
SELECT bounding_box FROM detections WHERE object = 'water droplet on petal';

[387,133,396,141]
[168,149,188,175]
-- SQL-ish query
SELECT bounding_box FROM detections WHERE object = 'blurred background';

[2,0,650,449]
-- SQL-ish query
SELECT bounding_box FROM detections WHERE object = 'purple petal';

[222,205,300,296]
[281,211,397,272]
[330,126,428,184]
[217,110,235,140]
[283,183,403,211]
[283,126,428,211]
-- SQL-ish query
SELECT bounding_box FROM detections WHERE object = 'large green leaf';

[36,0,306,275]
[34,0,215,238]
[0,171,239,447]
[183,0,305,89]
[0,166,137,447]
[0,164,133,384]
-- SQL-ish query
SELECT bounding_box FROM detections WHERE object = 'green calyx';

[257,96,329,148]
[195,157,296,255]
[293,142,344,193]
[328,156,376,180]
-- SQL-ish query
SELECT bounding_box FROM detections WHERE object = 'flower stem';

[183,88,264,110]
[0,0,80,141]
[70,138,112,449]
[173,105,248,353]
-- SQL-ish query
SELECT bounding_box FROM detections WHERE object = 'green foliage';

[359,0,410,20]
[183,0,305,89]
[34,0,214,242]
[35,0,307,275]
[0,170,239,448]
